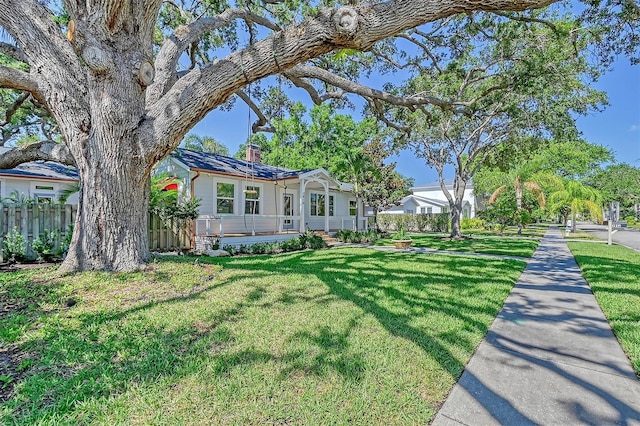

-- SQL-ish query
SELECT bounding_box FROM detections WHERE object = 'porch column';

[299,179,306,233]
[324,183,329,233]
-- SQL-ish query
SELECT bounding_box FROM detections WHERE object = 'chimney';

[246,144,261,163]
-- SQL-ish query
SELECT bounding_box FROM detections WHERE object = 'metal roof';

[0,161,79,181]
[171,148,303,180]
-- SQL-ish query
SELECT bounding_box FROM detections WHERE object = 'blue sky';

[193,53,639,187]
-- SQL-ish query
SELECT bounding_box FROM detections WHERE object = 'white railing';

[195,215,302,237]
[307,216,369,232]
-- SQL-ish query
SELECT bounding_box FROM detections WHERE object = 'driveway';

[577,223,640,251]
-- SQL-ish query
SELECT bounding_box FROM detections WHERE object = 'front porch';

[193,214,368,250]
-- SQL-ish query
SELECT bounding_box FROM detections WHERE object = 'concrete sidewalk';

[433,228,640,425]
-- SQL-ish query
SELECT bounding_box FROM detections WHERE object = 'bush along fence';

[0,203,192,262]
[374,213,450,233]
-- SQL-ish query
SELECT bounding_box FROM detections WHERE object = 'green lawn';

[563,230,600,240]
[0,248,526,424]
[568,242,640,375]
[377,234,539,257]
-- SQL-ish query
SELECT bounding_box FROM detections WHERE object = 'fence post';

[20,204,29,248]
[32,204,40,247]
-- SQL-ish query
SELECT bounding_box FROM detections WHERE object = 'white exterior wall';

[194,173,300,217]
[0,177,79,204]
[412,186,475,218]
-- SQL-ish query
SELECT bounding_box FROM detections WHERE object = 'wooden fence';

[147,213,191,253]
[0,203,191,261]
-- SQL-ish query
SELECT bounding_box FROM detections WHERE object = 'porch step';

[315,232,338,245]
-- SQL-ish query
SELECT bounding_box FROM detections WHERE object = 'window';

[427,207,433,214]
[420,207,426,214]
[244,185,260,214]
[406,209,414,214]
[349,200,357,216]
[310,193,334,216]
[35,185,54,191]
[216,182,235,214]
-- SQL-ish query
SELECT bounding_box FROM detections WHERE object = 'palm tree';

[548,179,603,231]
[487,168,552,234]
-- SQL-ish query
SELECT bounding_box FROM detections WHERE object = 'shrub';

[222,245,237,255]
[298,230,325,249]
[461,217,484,230]
[624,215,636,226]
[31,229,59,261]
[3,227,28,262]
[376,214,393,231]
[335,229,381,244]
[392,227,411,241]
[60,225,74,256]
[280,238,302,252]
[432,214,450,232]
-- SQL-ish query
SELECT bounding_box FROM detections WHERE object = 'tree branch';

[0,42,28,63]
[148,8,281,104]
[368,98,412,133]
[395,33,443,73]
[286,65,456,109]
[285,73,344,104]
[0,141,76,168]
[234,90,275,133]
[493,11,558,32]
[0,65,40,92]
[0,0,78,70]
[0,92,30,126]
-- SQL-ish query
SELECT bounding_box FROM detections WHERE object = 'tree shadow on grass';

[1,248,525,423]
[213,248,525,379]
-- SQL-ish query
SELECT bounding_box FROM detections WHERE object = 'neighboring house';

[0,147,79,204]
[156,145,366,248]
[383,182,480,218]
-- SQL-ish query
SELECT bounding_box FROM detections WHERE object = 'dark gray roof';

[0,161,78,181]
[172,148,302,180]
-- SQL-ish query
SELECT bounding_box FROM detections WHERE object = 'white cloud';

[630,124,640,132]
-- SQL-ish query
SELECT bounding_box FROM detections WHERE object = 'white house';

[383,182,479,218]
[0,147,79,204]
[156,145,366,248]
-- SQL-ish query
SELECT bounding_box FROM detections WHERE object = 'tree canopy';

[389,11,605,237]
[182,134,230,156]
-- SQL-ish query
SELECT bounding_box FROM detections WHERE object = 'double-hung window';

[216,182,235,214]
[349,200,357,216]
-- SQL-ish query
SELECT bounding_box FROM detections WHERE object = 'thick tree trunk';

[61,161,151,272]
[450,203,463,238]
[449,175,467,239]
[58,30,154,272]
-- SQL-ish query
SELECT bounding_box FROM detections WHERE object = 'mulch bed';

[0,261,59,273]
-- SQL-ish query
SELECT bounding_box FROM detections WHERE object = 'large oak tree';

[0,0,572,271]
